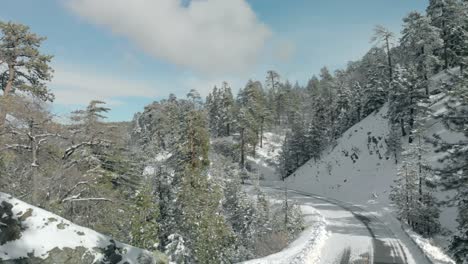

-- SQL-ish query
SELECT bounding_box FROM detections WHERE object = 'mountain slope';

[282,72,464,263]
[286,104,395,205]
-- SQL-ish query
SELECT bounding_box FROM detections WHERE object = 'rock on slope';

[0,192,167,264]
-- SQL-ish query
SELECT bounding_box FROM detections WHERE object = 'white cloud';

[274,40,296,62]
[182,76,243,98]
[67,0,271,74]
[50,64,161,106]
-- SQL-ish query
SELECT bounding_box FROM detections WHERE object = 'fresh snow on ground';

[247,132,284,182]
[0,192,154,263]
[245,74,459,263]
[404,228,456,264]
[241,186,328,264]
[283,92,459,261]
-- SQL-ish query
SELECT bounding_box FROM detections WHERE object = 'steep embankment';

[0,192,167,264]
[283,71,463,263]
[286,71,461,230]
[286,104,394,205]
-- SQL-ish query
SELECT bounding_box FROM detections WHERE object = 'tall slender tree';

[0,21,54,126]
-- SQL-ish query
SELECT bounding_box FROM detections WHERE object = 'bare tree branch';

[1,144,31,151]
[63,197,113,203]
[59,181,89,202]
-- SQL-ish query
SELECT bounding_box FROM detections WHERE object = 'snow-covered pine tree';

[349,81,364,124]
[130,180,159,251]
[279,115,307,178]
[371,25,395,82]
[237,80,266,157]
[400,11,443,95]
[219,82,235,137]
[390,139,440,236]
[432,70,468,263]
[265,71,282,126]
[0,21,54,127]
[386,122,403,164]
[334,71,353,136]
[427,0,468,70]
[206,82,236,138]
[206,85,221,137]
[362,69,387,116]
[361,48,389,116]
[388,65,429,143]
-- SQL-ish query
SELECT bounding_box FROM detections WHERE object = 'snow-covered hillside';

[0,192,166,264]
[280,76,462,263]
[286,104,395,205]
[285,72,462,230]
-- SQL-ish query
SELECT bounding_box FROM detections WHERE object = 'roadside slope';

[0,192,167,264]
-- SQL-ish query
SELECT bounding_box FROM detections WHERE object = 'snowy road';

[260,186,432,264]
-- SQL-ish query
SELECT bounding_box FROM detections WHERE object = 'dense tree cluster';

[131,94,304,262]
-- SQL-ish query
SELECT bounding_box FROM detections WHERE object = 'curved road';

[260,186,432,264]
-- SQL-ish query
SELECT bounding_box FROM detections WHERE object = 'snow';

[249,71,459,263]
[240,187,328,264]
[404,228,456,264]
[285,105,395,206]
[247,132,284,181]
[143,151,172,176]
[279,101,456,261]
[0,192,154,263]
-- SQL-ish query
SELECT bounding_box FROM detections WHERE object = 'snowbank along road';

[260,185,432,264]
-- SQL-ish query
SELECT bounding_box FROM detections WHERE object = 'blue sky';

[1,0,427,121]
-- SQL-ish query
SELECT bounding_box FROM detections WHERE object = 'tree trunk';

[385,37,393,82]
[30,121,39,205]
[240,127,245,169]
[284,182,289,226]
[443,23,449,69]
[424,72,429,96]
[400,118,406,137]
[0,65,16,127]
[226,123,230,136]
[408,95,414,143]
[418,136,423,203]
[252,141,256,158]
[260,117,264,148]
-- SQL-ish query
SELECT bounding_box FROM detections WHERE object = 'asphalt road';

[260,186,432,264]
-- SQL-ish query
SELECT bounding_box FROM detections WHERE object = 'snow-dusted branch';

[1,144,31,151]
[62,140,110,160]
[59,181,89,203]
[62,197,113,203]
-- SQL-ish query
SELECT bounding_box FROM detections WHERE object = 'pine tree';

[390,140,440,236]
[237,80,266,158]
[362,70,387,116]
[130,180,159,251]
[400,12,443,95]
[361,48,389,116]
[219,82,235,137]
[265,71,283,126]
[432,71,468,263]
[175,108,232,264]
[386,122,402,164]
[371,25,395,82]
[0,21,54,126]
[388,65,428,142]
[427,0,468,70]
